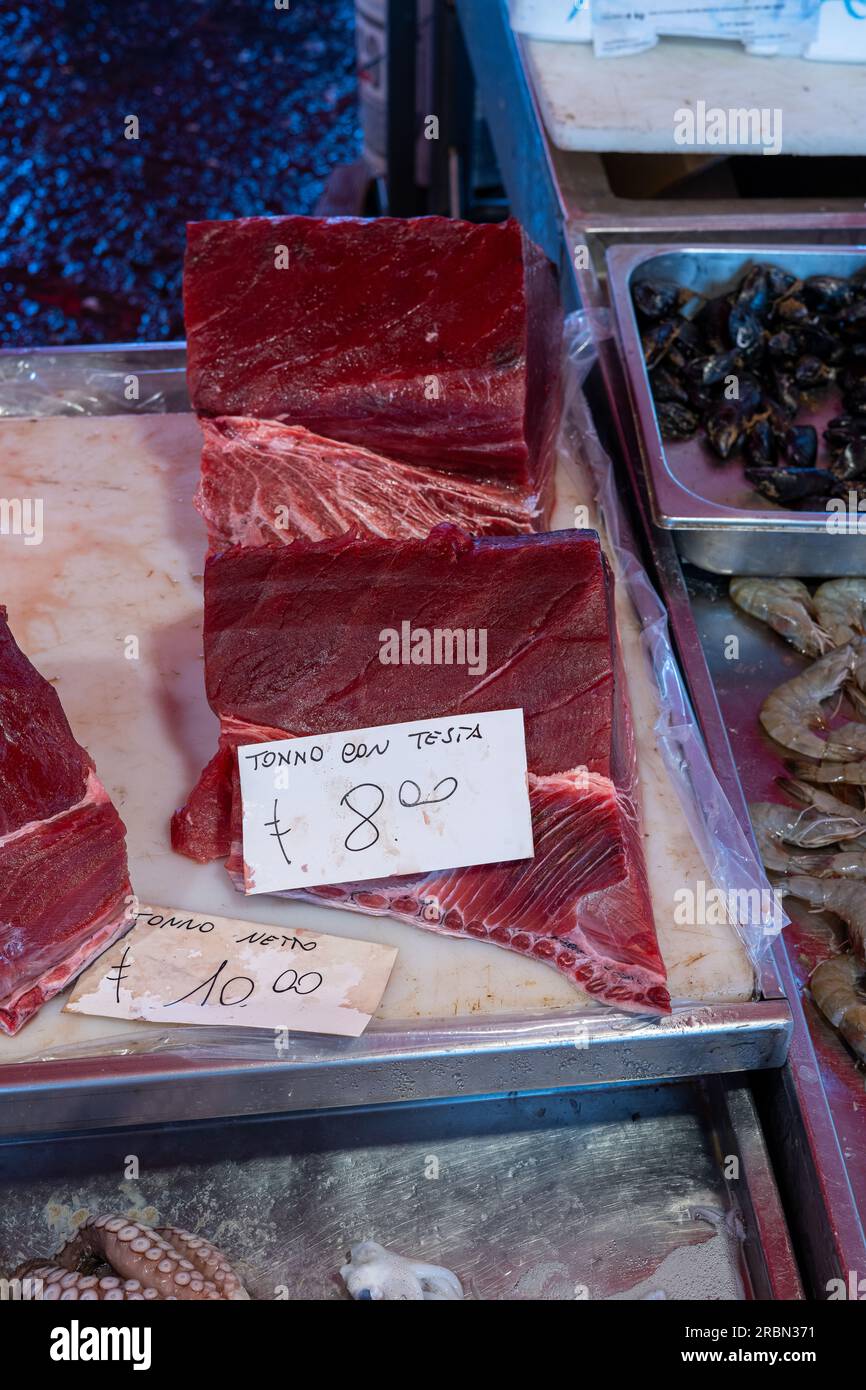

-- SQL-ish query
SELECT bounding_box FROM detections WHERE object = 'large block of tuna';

[0,610,132,1034]
[184,215,561,490]
[175,527,667,1014]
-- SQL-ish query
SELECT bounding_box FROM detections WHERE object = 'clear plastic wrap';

[560,313,786,970]
[0,350,186,417]
[4,314,783,1065]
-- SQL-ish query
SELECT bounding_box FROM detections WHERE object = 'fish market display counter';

[0,337,799,1300]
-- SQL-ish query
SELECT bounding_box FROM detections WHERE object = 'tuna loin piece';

[184,215,562,489]
[0,609,132,1033]
[179,526,667,1014]
[195,417,538,554]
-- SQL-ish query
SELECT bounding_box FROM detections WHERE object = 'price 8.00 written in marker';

[237,708,535,896]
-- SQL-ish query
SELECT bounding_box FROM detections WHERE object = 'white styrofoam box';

[508,0,593,43]
[509,0,852,59]
[804,0,866,61]
[590,0,820,58]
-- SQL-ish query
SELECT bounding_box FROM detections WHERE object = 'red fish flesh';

[184,215,562,495]
[196,418,538,553]
[0,609,132,1034]
[175,527,667,1014]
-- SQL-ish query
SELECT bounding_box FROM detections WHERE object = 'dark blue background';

[0,0,361,345]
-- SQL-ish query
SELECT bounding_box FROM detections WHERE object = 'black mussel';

[802,275,855,314]
[782,424,818,469]
[743,418,777,467]
[633,279,683,321]
[766,329,800,362]
[843,379,866,415]
[769,367,800,416]
[736,267,770,320]
[825,414,866,441]
[676,318,703,355]
[705,402,744,460]
[795,322,841,362]
[649,364,690,404]
[736,373,766,420]
[657,401,699,440]
[794,355,835,388]
[664,320,702,372]
[696,296,731,353]
[841,357,866,392]
[686,381,717,414]
[792,495,839,512]
[834,301,866,339]
[745,466,835,504]
[826,422,864,456]
[642,318,680,369]
[766,267,798,300]
[685,349,741,388]
[764,397,793,438]
[828,437,866,481]
[727,304,764,356]
[774,295,812,325]
[833,479,866,502]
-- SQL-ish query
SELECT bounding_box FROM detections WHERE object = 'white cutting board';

[523,35,866,155]
[0,414,752,1062]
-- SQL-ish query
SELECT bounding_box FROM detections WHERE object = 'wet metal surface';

[0,1083,778,1300]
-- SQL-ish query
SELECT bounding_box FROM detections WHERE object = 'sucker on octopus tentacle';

[340,1240,464,1301]
[13,1216,250,1301]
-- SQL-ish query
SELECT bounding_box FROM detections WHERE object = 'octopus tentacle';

[17,1263,160,1301]
[48,1216,248,1301]
[156,1226,250,1300]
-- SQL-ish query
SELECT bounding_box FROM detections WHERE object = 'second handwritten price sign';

[238,708,535,895]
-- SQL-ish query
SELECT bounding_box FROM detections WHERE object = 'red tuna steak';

[175,527,667,1014]
[0,609,132,1033]
[184,215,562,491]
[196,417,539,554]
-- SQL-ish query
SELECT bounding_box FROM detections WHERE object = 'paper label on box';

[238,708,535,896]
[65,905,398,1038]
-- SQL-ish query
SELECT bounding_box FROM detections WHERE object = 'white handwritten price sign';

[238,708,534,895]
[65,905,398,1037]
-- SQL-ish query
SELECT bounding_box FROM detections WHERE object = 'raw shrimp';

[768,848,866,877]
[788,759,866,785]
[778,875,866,957]
[729,578,829,656]
[776,776,866,822]
[813,578,866,648]
[809,954,866,1065]
[750,801,866,874]
[760,642,864,757]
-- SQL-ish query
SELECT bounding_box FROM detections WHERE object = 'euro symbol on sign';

[108,946,133,1003]
[265,799,292,867]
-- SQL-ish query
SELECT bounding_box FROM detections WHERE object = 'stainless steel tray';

[0,1077,802,1300]
[0,340,794,1132]
[607,243,866,576]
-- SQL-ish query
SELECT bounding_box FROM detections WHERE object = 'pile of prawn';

[731,577,866,1064]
